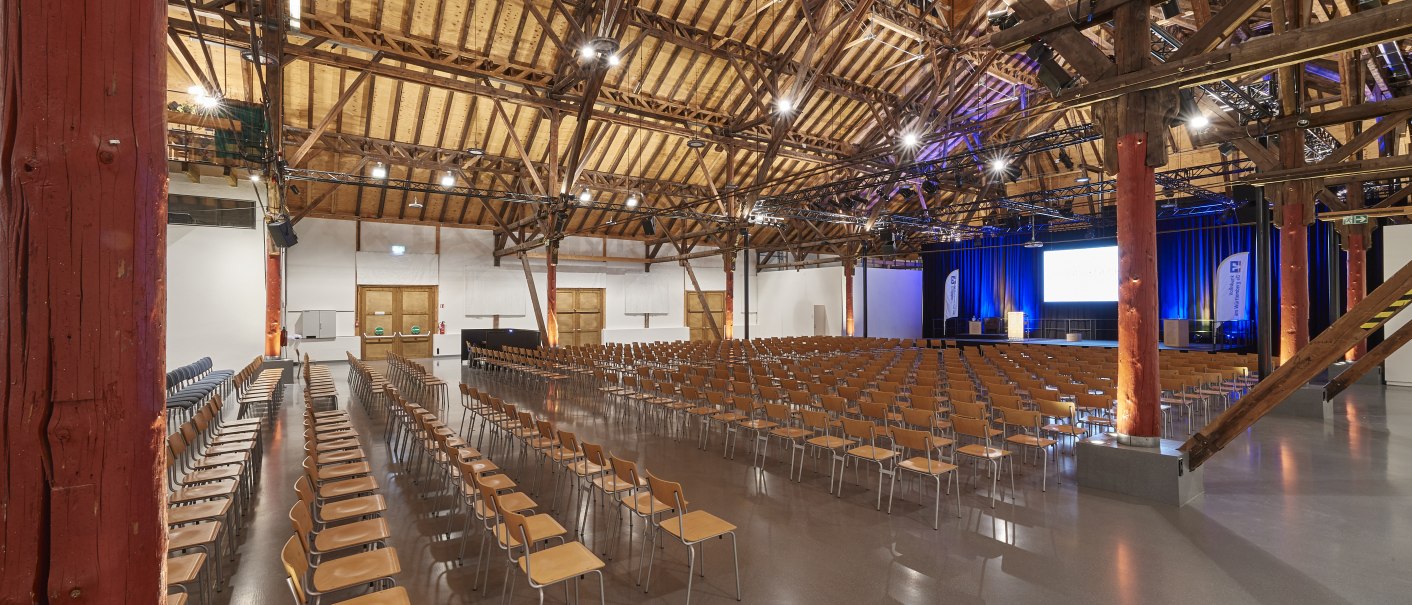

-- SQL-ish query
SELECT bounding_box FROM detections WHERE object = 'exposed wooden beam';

[1243,154,1412,186]
[1166,0,1269,62]
[287,66,375,167]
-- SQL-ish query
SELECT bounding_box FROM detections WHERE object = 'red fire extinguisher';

[438,320,446,335]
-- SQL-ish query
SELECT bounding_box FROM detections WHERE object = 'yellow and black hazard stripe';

[1361,289,1412,329]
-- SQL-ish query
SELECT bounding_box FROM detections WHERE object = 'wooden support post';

[1,0,168,599]
[546,243,559,347]
[266,250,282,357]
[1327,319,1412,400]
[1345,230,1369,361]
[723,251,735,340]
[1273,0,1314,366]
[844,260,857,337]
[1115,132,1163,445]
[518,252,549,343]
[1110,0,1164,446]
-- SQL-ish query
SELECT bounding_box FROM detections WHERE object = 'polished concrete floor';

[217,359,1412,604]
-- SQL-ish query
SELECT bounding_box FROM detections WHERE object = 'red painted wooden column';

[545,244,559,347]
[1278,198,1311,365]
[1114,133,1163,445]
[0,0,167,600]
[723,252,735,340]
[1346,231,1368,361]
[844,261,856,337]
[265,251,282,357]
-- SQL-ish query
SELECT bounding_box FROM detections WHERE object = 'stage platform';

[935,336,1238,352]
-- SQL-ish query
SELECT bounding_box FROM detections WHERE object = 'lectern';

[1007,312,1026,340]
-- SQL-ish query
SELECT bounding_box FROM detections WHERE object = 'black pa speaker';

[641,218,656,236]
[267,216,299,248]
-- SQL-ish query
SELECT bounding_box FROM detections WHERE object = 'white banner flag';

[1215,252,1250,322]
[944,270,960,320]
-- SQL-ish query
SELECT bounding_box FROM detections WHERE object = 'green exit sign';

[1342,215,1369,225]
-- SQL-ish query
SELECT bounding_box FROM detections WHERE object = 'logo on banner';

[1215,252,1250,322]
[944,270,960,320]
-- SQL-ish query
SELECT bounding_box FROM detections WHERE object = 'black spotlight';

[1219,141,1237,156]
[879,231,898,255]
[1057,149,1074,170]
[1161,0,1181,19]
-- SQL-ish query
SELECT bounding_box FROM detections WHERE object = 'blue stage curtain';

[925,232,1040,334]
[1155,216,1254,321]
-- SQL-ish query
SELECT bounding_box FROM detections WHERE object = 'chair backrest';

[859,401,889,423]
[558,430,579,452]
[1037,398,1075,421]
[952,415,993,441]
[996,407,1041,431]
[900,407,936,430]
[499,507,533,560]
[952,400,987,419]
[841,417,877,441]
[645,471,686,518]
[800,409,831,432]
[281,535,310,604]
[289,502,315,553]
[581,441,606,466]
[890,426,930,453]
[609,454,640,485]
[764,402,791,423]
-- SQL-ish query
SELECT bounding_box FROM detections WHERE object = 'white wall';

[165,175,267,372]
[753,266,846,338]
[1385,224,1412,386]
[854,267,923,338]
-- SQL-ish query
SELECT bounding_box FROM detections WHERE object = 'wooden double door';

[359,285,437,360]
[686,290,727,341]
[556,288,604,347]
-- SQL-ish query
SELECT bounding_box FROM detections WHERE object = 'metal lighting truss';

[751,124,1101,214]
[1148,24,1338,162]
[281,168,739,224]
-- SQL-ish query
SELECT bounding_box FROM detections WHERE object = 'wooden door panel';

[579,313,601,331]
[579,291,602,312]
[705,291,724,311]
[686,295,704,313]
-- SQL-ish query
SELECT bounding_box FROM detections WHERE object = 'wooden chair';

[889,426,960,529]
[837,418,898,510]
[642,472,741,605]
[995,408,1058,491]
[280,534,399,605]
[952,415,1014,508]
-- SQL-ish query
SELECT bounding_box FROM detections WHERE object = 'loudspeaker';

[641,218,656,236]
[1161,0,1181,19]
[267,216,299,248]
[1233,184,1265,223]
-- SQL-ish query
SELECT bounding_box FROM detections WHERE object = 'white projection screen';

[1043,246,1119,302]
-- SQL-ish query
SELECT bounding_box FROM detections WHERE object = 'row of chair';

[283,390,407,605]
[166,357,243,424]
[164,393,265,603]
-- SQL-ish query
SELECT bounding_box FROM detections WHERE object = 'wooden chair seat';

[168,522,221,551]
[315,438,362,453]
[517,542,604,586]
[310,547,401,593]
[168,499,232,525]
[711,412,748,423]
[317,449,367,466]
[494,514,567,548]
[737,419,777,431]
[547,448,582,464]
[193,452,248,469]
[770,426,812,440]
[319,476,379,500]
[475,491,535,516]
[660,510,736,543]
[463,459,501,476]
[806,435,853,449]
[166,552,206,584]
[845,445,896,462]
[172,480,238,503]
[899,457,958,476]
[1043,423,1086,436]
[208,433,256,447]
[1006,434,1057,448]
[313,517,391,552]
[685,406,716,417]
[623,491,676,515]
[319,494,387,522]
[203,441,255,456]
[317,461,371,481]
[180,465,242,484]
[956,444,1010,459]
[330,587,411,605]
[593,474,644,494]
[568,460,604,477]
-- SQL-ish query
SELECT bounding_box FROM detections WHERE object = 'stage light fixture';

[187,84,205,96]
[686,138,707,149]
[901,132,920,148]
[989,157,1009,173]
[466,146,485,157]
[440,172,456,187]
[626,191,641,207]
[1188,113,1211,129]
[249,173,261,183]
[370,162,388,179]
[1219,141,1237,156]
[607,54,620,67]
[578,188,593,204]
[1057,149,1074,170]
[775,96,794,114]
[1075,174,1091,184]
[580,44,596,59]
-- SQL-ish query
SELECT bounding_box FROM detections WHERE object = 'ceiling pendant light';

[577,188,593,205]
[407,197,424,209]
[626,191,641,207]
[440,172,456,187]
[370,162,387,179]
